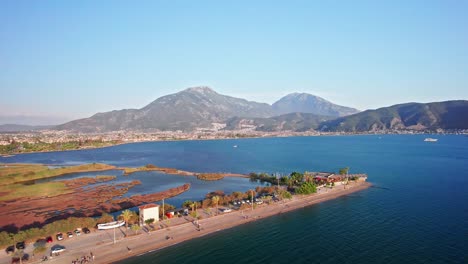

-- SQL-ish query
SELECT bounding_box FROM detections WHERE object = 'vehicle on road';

[15,241,25,250]
[67,231,73,238]
[56,233,63,241]
[82,227,91,234]
[74,229,81,236]
[46,236,53,243]
[5,245,15,254]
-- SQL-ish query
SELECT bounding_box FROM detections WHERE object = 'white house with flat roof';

[139,203,159,226]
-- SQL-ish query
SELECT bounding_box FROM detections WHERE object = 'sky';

[1,0,467,125]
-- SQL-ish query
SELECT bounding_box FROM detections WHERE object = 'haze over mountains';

[4,86,467,133]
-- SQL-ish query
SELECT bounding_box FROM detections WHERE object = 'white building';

[139,203,159,226]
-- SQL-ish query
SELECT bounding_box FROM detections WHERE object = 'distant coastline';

[1,130,464,156]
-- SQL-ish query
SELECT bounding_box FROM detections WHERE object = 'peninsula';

[0,161,369,264]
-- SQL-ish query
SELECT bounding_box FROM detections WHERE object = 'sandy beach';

[3,181,371,264]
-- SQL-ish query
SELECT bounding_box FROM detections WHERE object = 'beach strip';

[53,181,371,264]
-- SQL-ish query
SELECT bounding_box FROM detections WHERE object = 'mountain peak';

[284,93,322,102]
[273,93,359,117]
[184,86,216,94]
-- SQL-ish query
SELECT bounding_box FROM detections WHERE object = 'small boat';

[97,220,125,230]
[424,138,438,142]
[233,145,238,148]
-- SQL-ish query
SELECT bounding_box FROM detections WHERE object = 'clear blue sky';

[1,0,467,124]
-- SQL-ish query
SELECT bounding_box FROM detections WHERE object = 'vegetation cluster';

[0,163,115,185]
[0,139,121,155]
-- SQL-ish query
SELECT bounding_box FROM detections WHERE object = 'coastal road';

[1,182,371,264]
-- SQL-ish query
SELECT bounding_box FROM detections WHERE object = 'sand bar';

[2,181,371,264]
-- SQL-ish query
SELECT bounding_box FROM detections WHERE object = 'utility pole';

[276,172,280,189]
[162,198,165,222]
[251,190,254,211]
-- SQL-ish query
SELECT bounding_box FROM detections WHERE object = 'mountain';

[225,113,333,132]
[0,124,52,132]
[56,87,273,132]
[55,87,467,133]
[272,93,359,117]
[319,100,468,132]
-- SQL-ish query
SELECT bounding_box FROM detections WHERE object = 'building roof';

[139,203,159,210]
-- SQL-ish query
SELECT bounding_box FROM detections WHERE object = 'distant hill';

[56,87,273,132]
[0,124,52,132]
[319,100,468,132]
[226,113,334,132]
[272,93,359,117]
[54,87,467,133]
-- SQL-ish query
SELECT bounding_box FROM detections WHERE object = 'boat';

[233,145,238,148]
[97,220,125,230]
[424,138,438,142]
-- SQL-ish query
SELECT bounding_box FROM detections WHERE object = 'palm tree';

[131,224,141,235]
[212,196,220,215]
[120,209,132,229]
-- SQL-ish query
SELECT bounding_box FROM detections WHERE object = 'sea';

[1,135,467,263]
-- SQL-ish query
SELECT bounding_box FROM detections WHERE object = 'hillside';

[225,113,333,132]
[55,87,273,132]
[319,100,468,132]
[273,93,359,117]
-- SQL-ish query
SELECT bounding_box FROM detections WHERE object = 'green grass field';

[0,163,116,185]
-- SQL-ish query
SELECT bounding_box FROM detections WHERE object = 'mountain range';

[55,87,360,132]
[320,100,468,132]
[20,87,468,133]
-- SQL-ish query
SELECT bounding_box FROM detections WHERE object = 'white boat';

[97,220,125,230]
[424,138,438,142]
[233,145,238,148]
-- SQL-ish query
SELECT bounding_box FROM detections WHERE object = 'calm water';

[1,135,467,263]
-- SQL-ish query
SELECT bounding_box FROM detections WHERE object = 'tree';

[339,167,349,175]
[290,172,304,185]
[183,200,194,208]
[212,196,220,215]
[296,182,317,195]
[131,224,141,235]
[338,167,349,189]
[144,218,155,225]
[97,213,114,224]
[280,190,292,200]
[120,210,132,229]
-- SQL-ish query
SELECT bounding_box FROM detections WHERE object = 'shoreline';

[0,132,455,157]
[28,181,370,264]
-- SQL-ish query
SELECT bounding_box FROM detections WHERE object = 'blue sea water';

[1,135,467,263]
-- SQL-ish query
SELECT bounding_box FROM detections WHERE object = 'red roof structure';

[139,203,159,210]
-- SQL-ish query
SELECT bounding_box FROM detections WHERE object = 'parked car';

[56,233,63,241]
[15,241,25,250]
[74,229,81,236]
[46,236,53,243]
[82,227,91,234]
[51,245,66,254]
[5,245,15,254]
[67,231,73,238]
